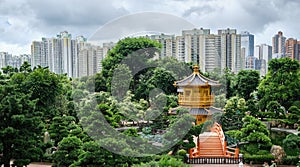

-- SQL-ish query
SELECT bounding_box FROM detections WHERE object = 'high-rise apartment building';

[245,56,257,70]
[295,43,300,62]
[31,31,114,78]
[241,31,254,57]
[78,44,106,77]
[56,31,78,78]
[182,28,210,65]
[148,28,243,73]
[175,36,185,62]
[241,31,255,69]
[31,31,85,77]
[285,38,300,61]
[218,29,242,73]
[10,54,31,69]
[0,52,31,70]
[32,34,77,77]
[199,34,221,73]
[272,31,286,58]
[148,34,176,58]
[0,52,12,70]
[254,44,272,76]
[31,41,42,68]
[78,44,95,77]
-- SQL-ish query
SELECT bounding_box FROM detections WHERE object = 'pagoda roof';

[174,65,220,87]
[168,107,223,115]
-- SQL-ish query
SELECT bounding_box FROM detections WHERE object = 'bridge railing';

[186,156,244,164]
[210,123,226,155]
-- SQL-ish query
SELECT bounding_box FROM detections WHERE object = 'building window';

[185,90,191,97]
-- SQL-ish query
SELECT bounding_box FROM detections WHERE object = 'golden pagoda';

[172,65,222,125]
[171,65,239,159]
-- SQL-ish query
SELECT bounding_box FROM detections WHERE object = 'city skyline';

[0,28,293,77]
[1,0,300,55]
[26,28,258,77]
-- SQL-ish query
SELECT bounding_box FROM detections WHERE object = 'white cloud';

[0,0,300,55]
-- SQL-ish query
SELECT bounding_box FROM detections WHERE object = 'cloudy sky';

[0,0,299,55]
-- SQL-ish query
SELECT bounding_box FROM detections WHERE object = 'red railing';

[189,123,240,159]
[210,123,226,155]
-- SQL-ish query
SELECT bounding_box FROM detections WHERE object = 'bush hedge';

[282,156,299,165]
[244,154,275,164]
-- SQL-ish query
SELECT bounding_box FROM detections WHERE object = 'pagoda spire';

[193,65,199,73]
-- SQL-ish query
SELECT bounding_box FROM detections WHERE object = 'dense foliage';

[1,37,300,166]
[221,96,247,131]
[258,58,300,111]
[0,64,69,167]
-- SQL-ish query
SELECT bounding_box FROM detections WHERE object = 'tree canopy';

[258,58,300,111]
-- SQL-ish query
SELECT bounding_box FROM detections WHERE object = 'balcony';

[178,94,214,108]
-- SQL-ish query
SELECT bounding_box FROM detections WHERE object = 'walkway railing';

[210,123,226,155]
[186,157,244,164]
[210,123,240,158]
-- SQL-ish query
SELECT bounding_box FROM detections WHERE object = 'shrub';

[244,144,259,155]
[177,149,187,157]
[256,150,270,155]
[283,134,300,156]
[42,153,53,162]
[282,156,299,165]
[261,112,276,118]
[12,159,31,167]
[225,130,242,140]
[175,149,187,161]
[132,155,190,167]
[243,154,275,164]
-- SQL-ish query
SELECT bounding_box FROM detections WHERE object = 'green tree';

[223,68,236,99]
[71,141,155,167]
[70,141,113,167]
[99,37,161,92]
[118,91,146,125]
[111,64,133,101]
[283,134,300,156]
[0,73,44,167]
[48,115,78,145]
[240,116,272,154]
[287,106,300,124]
[235,70,260,100]
[94,72,107,92]
[22,66,68,121]
[52,136,84,167]
[258,58,300,111]
[214,94,227,108]
[147,68,177,95]
[156,57,191,80]
[123,128,139,137]
[246,97,260,117]
[266,101,285,119]
[78,91,123,128]
[134,67,177,101]
[206,67,235,97]
[221,96,247,131]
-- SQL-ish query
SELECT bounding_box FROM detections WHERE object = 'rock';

[286,125,289,129]
[294,123,299,129]
[270,121,276,127]
[278,124,282,128]
[270,145,286,164]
